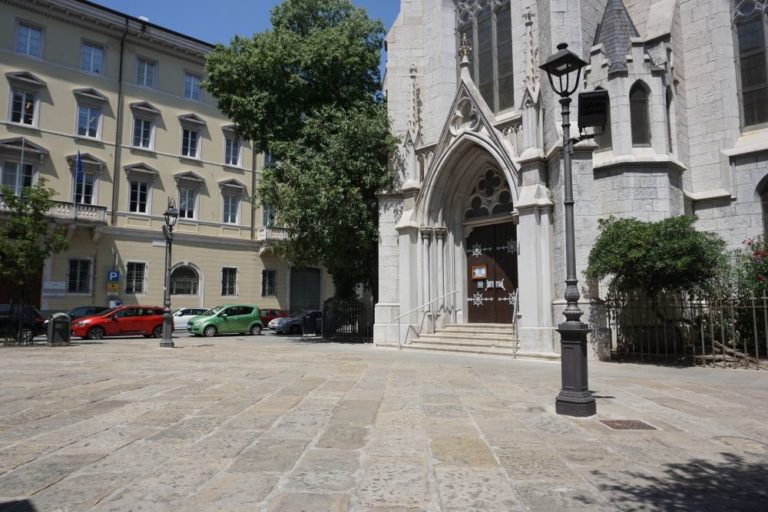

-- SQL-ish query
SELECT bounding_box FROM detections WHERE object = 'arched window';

[170,266,198,295]
[733,1,768,127]
[456,0,513,113]
[630,82,651,146]
[666,86,675,153]
[759,176,768,237]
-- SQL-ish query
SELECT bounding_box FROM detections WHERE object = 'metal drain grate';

[600,419,656,430]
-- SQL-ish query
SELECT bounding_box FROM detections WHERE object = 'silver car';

[172,308,208,330]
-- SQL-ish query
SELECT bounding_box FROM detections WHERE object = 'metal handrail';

[394,289,458,349]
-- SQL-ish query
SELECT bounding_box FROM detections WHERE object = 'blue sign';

[107,271,120,282]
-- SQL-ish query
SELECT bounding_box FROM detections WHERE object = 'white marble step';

[414,334,517,347]
[405,342,519,357]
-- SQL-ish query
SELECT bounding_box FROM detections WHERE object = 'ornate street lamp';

[540,43,596,417]
[160,197,178,348]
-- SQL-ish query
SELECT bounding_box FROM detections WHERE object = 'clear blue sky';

[94,0,400,46]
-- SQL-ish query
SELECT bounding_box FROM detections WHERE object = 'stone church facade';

[374,0,768,357]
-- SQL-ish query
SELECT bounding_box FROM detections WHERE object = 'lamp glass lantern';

[539,43,588,98]
[164,199,179,228]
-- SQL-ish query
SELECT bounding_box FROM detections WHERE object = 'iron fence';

[322,297,374,343]
[605,295,768,370]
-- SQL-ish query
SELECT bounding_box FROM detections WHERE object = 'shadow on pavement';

[587,452,768,511]
[0,499,38,512]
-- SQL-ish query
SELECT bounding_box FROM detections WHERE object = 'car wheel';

[151,325,163,338]
[87,326,105,340]
[250,324,262,336]
[290,325,301,335]
[204,325,217,337]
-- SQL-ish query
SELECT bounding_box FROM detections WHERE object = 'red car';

[71,305,166,340]
[260,308,288,326]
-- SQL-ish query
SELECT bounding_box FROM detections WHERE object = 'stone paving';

[0,333,767,511]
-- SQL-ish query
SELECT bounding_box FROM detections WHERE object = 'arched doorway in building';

[463,168,518,323]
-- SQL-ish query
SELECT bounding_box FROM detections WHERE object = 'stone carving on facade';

[450,97,481,135]
[406,64,422,147]
[455,0,506,22]
[500,121,523,156]
[522,7,540,103]
[415,145,435,182]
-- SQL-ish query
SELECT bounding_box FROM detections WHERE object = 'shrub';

[586,216,727,298]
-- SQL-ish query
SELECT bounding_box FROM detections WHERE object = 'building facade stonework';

[375,0,768,357]
[0,0,333,314]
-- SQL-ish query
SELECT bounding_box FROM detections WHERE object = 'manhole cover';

[600,419,656,430]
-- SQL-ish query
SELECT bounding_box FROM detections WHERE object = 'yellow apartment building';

[0,0,333,314]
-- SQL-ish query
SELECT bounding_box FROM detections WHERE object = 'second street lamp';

[540,43,597,417]
[160,197,178,348]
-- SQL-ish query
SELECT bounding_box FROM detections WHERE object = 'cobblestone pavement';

[0,333,766,511]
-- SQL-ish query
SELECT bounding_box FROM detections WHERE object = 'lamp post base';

[555,321,596,417]
[555,391,596,417]
[160,313,174,348]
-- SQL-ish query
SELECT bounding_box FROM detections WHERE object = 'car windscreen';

[202,306,224,316]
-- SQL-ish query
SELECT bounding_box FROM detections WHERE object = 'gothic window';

[464,168,514,219]
[630,82,651,146]
[456,0,514,113]
[733,0,768,127]
[666,86,675,153]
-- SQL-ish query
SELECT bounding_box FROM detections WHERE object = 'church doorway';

[466,222,518,323]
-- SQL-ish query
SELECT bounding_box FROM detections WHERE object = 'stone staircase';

[405,323,521,357]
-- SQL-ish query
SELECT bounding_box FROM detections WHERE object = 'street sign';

[107,271,120,282]
[107,283,120,295]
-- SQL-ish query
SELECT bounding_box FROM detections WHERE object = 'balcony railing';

[256,226,289,242]
[0,199,107,224]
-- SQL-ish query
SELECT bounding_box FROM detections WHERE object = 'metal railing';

[393,289,458,349]
[322,298,374,343]
[605,295,768,369]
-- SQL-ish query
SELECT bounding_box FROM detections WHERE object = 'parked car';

[172,308,208,330]
[70,305,165,340]
[272,310,322,335]
[44,305,111,328]
[66,305,111,321]
[187,305,262,337]
[0,304,46,342]
[261,308,288,327]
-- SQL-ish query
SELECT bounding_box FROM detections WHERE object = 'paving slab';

[0,334,766,511]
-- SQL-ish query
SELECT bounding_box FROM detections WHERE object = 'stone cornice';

[3,0,212,64]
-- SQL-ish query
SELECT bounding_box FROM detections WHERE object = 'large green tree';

[205,0,395,297]
[0,180,70,296]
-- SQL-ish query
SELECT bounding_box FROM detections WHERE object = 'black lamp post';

[540,43,596,417]
[160,197,178,348]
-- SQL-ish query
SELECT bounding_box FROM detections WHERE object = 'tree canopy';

[205,0,385,153]
[0,180,70,293]
[205,0,395,297]
[585,216,726,297]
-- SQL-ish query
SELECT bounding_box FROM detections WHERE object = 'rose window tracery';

[464,168,514,219]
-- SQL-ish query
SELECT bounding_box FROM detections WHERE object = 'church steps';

[405,342,519,357]
[406,323,521,357]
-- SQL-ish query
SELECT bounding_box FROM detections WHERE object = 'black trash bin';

[47,312,71,346]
